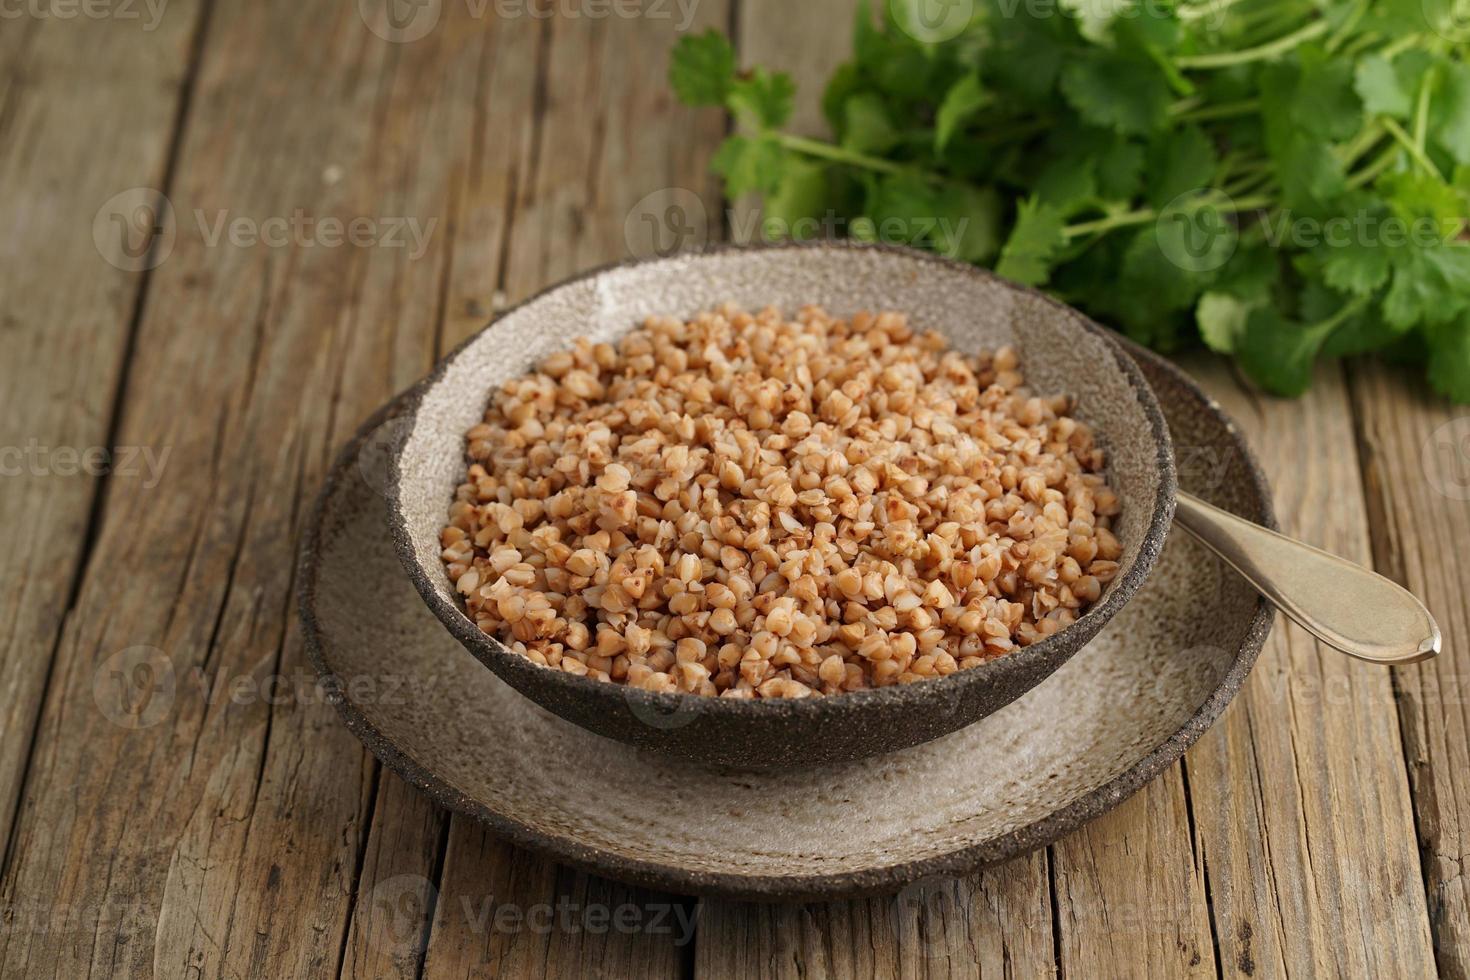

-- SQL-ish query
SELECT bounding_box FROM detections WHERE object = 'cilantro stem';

[1325,0,1368,52]
[1413,70,1434,150]
[1346,144,1401,189]
[1223,168,1276,199]
[1178,0,1252,21]
[1339,31,1385,59]
[1381,33,1428,60]
[1172,98,1261,123]
[1174,18,1329,69]
[1339,120,1387,166]
[1062,210,1158,240]
[1061,194,1274,240]
[1308,295,1371,340]
[773,133,911,177]
[1382,116,1444,181]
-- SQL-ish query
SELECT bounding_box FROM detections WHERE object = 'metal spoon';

[1173,492,1440,665]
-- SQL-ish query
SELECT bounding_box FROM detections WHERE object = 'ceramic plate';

[298,340,1273,901]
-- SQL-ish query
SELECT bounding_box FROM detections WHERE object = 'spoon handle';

[1172,491,1440,665]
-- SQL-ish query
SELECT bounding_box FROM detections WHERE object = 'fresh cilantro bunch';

[669,0,1470,400]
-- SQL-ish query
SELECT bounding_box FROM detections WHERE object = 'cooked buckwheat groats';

[440,305,1122,699]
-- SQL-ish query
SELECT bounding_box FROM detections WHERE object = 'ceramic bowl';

[298,341,1270,899]
[386,242,1177,770]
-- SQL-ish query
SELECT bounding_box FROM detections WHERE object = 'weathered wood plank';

[0,2,205,867]
[0,1,466,976]
[1051,776,1216,977]
[338,775,448,979]
[1347,361,1470,978]
[420,831,698,980]
[696,851,1055,980]
[1182,356,1436,978]
[408,4,729,977]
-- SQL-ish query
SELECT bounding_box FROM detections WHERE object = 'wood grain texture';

[1051,776,1217,977]
[1348,361,1470,978]
[350,2,730,977]
[420,832,698,980]
[1182,357,1437,979]
[0,0,1462,976]
[0,0,204,865]
[695,852,1055,979]
[0,1,462,976]
[339,775,447,979]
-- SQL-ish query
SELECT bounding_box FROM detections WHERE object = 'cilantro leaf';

[1432,60,1470,165]
[842,94,900,154]
[1237,307,1329,398]
[1060,53,1173,135]
[935,74,989,152]
[1152,196,1238,277]
[712,135,788,199]
[1148,126,1217,209]
[1321,308,1403,357]
[1096,137,1146,201]
[1196,291,1256,353]
[1380,170,1463,226]
[1112,2,1192,96]
[1294,45,1362,142]
[1212,242,1280,302]
[1426,316,1470,401]
[673,0,1470,400]
[888,0,980,45]
[1355,53,1412,119]
[1362,0,1442,36]
[1122,219,1216,316]
[852,0,938,101]
[996,198,1067,286]
[986,11,1065,101]
[1320,238,1393,296]
[669,30,736,107]
[864,172,939,241]
[1034,155,1098,214]
[1383,244,1470,329]
[1259,60,1350,207]
[933,183,1003,263]
[760,159,833,240]
[728,69,796,129]
[862,174,1002,263]
[820,62,863,133]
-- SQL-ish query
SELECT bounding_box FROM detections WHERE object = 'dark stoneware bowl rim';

[297,336,1274,901]
[382,241,1179,733]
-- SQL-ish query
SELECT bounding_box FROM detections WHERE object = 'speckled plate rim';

[382,241,1179,735]
[297,331,1276,903]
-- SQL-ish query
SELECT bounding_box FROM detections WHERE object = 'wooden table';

[2,1,1466,976]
